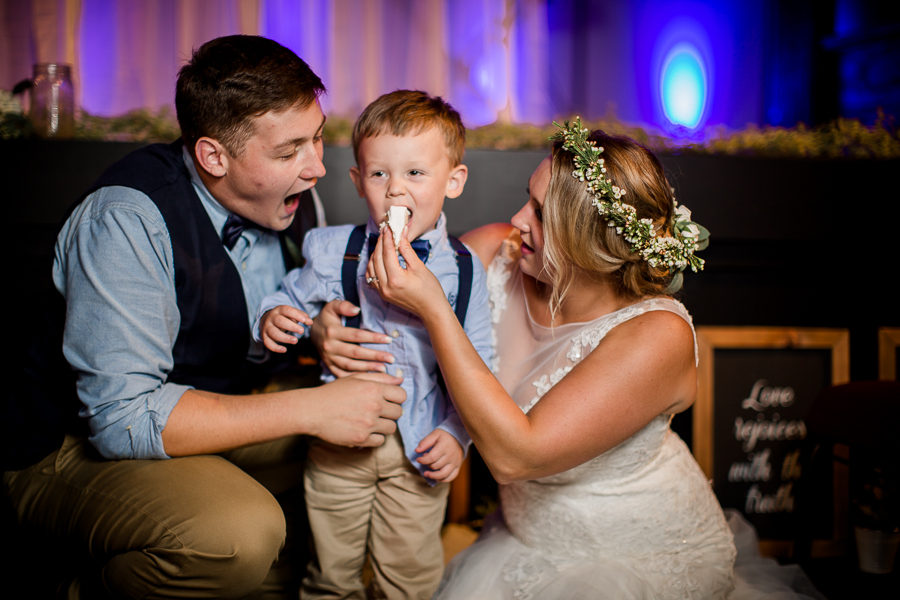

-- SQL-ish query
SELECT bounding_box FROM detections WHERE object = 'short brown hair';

[542,131,677,315]
[176,35,325,156]
[351,90,465,166]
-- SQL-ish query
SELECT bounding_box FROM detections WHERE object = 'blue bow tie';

[221,213,259,250]
[367,234,431,263]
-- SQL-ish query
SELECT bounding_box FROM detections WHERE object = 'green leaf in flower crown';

[694,224,710,251]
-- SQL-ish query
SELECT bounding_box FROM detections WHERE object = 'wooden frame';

[694,326,850,557]
[694,327,850,476]
[879,327,900,380]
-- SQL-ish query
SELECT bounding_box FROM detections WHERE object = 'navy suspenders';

[340,225,368,328]
[340,224,473,329]
[447,235,473,327]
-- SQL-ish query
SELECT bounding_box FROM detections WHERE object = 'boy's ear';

[348,166,365,197]
[194,137,229,178]
[445,164,468,199]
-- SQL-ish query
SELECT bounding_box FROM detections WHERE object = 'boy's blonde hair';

[352,90,465,166]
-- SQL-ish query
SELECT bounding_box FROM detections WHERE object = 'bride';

[318,119,823,599]
[360,118,732,598]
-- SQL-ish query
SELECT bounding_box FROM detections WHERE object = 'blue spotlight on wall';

[660,43,707,129]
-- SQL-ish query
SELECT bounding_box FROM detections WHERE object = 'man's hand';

[415,429,464,483]
[310,299,395,376]
[162,371,405,457]
[307,372,406,447]
[260,305,313,353]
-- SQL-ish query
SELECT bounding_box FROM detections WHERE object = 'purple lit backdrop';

[2,0,897,133]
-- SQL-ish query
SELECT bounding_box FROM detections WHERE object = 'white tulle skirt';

[436,510,827,600]
[727,510,828,600]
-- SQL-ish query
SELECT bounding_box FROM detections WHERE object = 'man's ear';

[445,164,468,199]
[194,137,229,178]
[349,166,365,197]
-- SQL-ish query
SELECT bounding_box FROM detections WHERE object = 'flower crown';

[550,117,709,288]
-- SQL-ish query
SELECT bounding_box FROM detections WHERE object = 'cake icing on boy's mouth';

[382,205,411,249]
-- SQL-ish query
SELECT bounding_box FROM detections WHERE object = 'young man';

[3,35,404,599]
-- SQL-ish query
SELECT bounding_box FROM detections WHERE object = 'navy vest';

[3,141,315,469]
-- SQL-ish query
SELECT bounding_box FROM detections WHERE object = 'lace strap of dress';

[567,297,698,366]
[487,230,522,324]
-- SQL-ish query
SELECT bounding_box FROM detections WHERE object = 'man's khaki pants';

[3,434,308,599]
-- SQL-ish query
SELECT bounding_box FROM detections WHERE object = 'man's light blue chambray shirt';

[52,148,289,460]
[253,214,494,480]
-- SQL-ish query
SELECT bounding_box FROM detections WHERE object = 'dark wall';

[8,140,897,388]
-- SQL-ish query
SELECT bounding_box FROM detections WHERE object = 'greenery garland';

[2,90,898,159]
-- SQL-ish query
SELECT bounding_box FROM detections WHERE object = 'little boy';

[252,90,493,599]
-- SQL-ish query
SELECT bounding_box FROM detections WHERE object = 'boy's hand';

[260,305,313,353]
[415,429,464,483]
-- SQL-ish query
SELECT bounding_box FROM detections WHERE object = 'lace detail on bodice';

[485,238,516,374]
[564,297,694,364]
[526,297,695,415]
[479,253,735,600]
[487,247,698,417]
[486,239,516,326]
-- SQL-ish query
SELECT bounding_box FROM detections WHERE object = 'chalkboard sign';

[694,327,849,557]
[879,328,900,380]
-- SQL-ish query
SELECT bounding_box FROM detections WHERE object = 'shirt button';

[395,368,404,378]
[241,261,248,270]
[391,329,400,338]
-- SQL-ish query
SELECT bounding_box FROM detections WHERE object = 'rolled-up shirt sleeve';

[53,186,190,459]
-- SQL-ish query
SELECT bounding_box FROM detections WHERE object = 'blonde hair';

[542,131,677,318]
[351,90,465,166]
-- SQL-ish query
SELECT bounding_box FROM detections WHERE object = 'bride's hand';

[366,226,447,317]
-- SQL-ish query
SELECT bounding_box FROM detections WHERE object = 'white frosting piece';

[385,206,410,249]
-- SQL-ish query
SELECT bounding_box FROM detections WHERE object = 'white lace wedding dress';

[437,243,829,599]
[436,244,737,599]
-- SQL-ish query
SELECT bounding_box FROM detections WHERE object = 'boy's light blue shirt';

[253,213,494,480]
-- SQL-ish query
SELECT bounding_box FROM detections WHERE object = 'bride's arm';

[370,229,697,483]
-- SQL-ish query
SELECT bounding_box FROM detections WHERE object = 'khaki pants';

[301,433,449,600]
[3,434,308,599]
